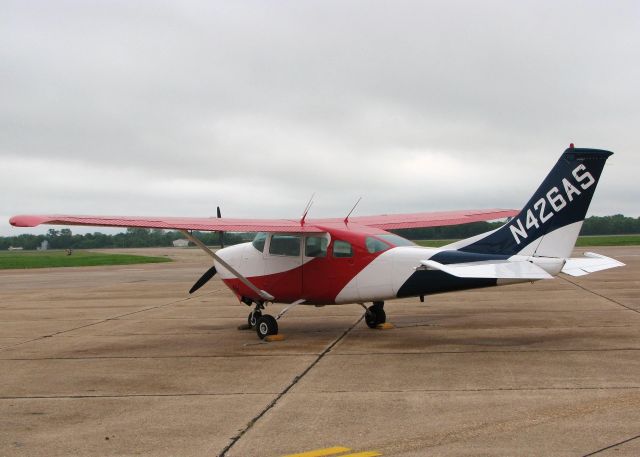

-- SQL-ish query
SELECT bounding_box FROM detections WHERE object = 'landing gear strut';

[365,301,386,329]
[246,301,265,329]
[248,309,262,328]
[246,299,304,339]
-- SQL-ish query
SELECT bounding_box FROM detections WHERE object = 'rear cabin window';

[332,240,353,258]
[269,234,301,256]
[252,232,267,252]
[305,236,328,257]
[366,237,390,253]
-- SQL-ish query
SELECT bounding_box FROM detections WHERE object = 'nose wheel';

[246,299,304,340]
[256,315,278,339]
[365,301,386,328]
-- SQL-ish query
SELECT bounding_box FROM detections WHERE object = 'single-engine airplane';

[10,145,624,340]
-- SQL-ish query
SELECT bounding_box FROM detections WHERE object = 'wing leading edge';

[9,215,323,233]
[9,208,517,233]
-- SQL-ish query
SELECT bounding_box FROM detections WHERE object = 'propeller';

[188,206,222,294]
[189,265,217,294]
[217,206,224,248]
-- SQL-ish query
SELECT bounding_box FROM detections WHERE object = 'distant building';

[37,240,49,251]
[8,246,24,251]
[172,239,190,248]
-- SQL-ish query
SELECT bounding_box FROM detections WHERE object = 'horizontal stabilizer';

[420,259,553,279]
[561,252,625,277]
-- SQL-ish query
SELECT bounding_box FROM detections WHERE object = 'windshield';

[251,232,267,252]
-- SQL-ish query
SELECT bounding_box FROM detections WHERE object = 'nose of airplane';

[213,243,246,275]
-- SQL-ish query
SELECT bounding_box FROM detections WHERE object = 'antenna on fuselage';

[300,193,315,226]
[343,197,362,224]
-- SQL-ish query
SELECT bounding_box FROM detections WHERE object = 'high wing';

[335,209,518,230]
[9,208,517,233]
[9,215,323,233]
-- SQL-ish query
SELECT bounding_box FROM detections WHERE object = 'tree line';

[0,228,252,251]
[393,214,640,240]
[1,215,638,250]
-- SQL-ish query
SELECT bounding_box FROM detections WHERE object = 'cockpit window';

[332,240,353,258]
[305,236,328,257]
[366,237,391,253]
[269,234,301,256]
[376,234,416,247]
[252,232,267,252]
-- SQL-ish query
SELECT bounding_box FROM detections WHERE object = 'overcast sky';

[1,0,639,235]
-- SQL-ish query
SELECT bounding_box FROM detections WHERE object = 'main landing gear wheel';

[256,315,278,339]
[248,309,262,328]
[365,302,386,329]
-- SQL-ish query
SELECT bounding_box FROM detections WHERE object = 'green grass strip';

[414,239,459,248]
[0,250,172,270]
[574,235,640,246]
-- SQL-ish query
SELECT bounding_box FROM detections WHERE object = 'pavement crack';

[218,314,364,457]
[0,291,217,353]
[0,354,318,361]
[305,386,640,394]
[0,392,273,400]
[581,433,640,456]
[331,348,640,356]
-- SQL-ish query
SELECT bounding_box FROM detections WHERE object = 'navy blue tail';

[459,147,613,257]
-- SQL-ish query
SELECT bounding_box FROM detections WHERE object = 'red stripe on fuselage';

[222,224,390,304]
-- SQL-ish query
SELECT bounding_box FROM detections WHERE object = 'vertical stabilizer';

[451,147,613,258]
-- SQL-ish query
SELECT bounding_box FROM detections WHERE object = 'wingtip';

[9,215,49,227]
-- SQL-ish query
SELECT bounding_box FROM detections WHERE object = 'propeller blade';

[217,206,224,248]
[189,265,217,294]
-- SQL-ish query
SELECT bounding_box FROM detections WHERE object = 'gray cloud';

[2,0,639,235]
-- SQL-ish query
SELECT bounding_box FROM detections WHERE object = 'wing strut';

[180,230,275,301]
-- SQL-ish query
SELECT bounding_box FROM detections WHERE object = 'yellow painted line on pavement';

[341,452,382,457]
[281,447,382,457]
[282,446,351,457]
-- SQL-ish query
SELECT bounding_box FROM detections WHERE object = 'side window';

[269,234,301,256]
[366,237,390,254]
[252,232,267,252]
[332,240,353,258]
[305,236,328,257]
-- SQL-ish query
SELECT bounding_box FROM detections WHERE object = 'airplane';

[10,145,625,340]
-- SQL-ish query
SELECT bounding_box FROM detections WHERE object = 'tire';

[365,305,386,329]
[256,315,278,339]
[248,310,262,328]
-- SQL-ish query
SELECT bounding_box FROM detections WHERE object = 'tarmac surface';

[1,246,639,457]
